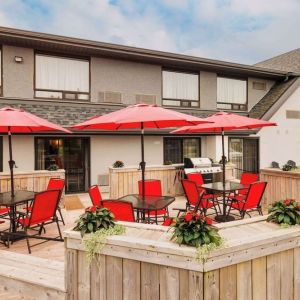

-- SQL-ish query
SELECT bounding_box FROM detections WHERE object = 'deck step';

[0,250,66,300]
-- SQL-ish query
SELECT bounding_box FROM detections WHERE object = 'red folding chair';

[138,179,168,224]
[239,173,259,195]
[47,178,65,225]
[18,190,62,253]
[102,200,135,222]
[88,185,103,207]
[179,179,218,216]
[227,181,267,218]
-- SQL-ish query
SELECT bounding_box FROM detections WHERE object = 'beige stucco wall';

[91,57,162,105]
[90,135,164,185]
[247,77,275,110]
[2,135,35,172]
[2,45,34,98]
[200,71,217,110]
[258,85,300,168]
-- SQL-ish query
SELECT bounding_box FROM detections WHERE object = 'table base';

[215,215,235,223]
[0,231,27,243]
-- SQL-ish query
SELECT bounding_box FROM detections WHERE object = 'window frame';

[0,45,3,97]
[217,75,248,111]
[162,69,200,108]
[163,137,201,164]
[34,51,91,101]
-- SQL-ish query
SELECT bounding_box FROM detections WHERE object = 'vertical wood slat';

[189,271,203,300]
[219,264,237,300]
[267,253,281,300]
[106,256,123,300]
[160,266,180,300]
[141,262,160,300]
[237,261,252,300]
[252,256,267,300]
[65,248,78,300]
[204,270,219,300]
[280,249,294,300]
[294,247,300,300]
[77,251,91,300]
[123,259,141,300]
[179,269,189,300]
[90,254,106,300]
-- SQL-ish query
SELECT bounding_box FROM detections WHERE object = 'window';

[0,48,2,96]
[164,137,201,164]
[217,77,247,111]
[35,54,90,100]
[162,70,199,107]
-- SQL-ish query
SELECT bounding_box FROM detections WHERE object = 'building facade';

[0,27,297,193]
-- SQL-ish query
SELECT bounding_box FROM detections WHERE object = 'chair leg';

[56,218,62,240]
[25,227,31,254]
[57,207,65,225]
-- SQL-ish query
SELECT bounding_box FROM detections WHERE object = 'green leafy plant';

[267,199,300,226]
[73,206,116,236]
[112,160,124,168]
[282,164,293,171]
[47,164,59,171]
[83,225,125,263]
[171,212,222,247]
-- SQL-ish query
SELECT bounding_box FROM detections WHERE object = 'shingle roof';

[249,77,298,119]
[0,99,216,129]
[255,48,300,73]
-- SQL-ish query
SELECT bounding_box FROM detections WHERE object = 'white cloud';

[0,0,299,64]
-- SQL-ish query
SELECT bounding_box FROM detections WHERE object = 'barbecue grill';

[184,157,222,183]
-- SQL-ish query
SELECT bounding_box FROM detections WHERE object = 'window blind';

[217,77,247,104]
[35,54,89,92]
[163,71,199,101]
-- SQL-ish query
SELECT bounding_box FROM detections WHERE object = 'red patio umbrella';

[0,107,71,196]
[172,112,276,221]
[72,103,212,198]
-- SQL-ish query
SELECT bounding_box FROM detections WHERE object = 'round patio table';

[119,194,175,223]
[0,190,35,241]
[201,182,249,222]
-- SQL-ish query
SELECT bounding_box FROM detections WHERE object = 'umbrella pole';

[140,123,146,199]
[221,130,226,219]
[8,128,15,197]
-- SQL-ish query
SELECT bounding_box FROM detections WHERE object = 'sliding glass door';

[35,137,90,193]
[229,137,259,178]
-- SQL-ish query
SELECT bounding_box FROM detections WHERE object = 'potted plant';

[171,212,223,262]
[267,199,300,226]
[112,160,124,168]
[73,206,125,262]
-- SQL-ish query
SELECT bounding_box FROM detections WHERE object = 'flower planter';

[64,216,300,300]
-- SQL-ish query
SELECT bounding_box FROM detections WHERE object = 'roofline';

[261,77,300,121]
[0,26,296,79]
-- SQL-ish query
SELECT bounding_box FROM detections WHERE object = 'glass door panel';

[229,138,243,178]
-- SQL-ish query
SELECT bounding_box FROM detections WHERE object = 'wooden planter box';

[64,216,300,300]
[261,168,300,207]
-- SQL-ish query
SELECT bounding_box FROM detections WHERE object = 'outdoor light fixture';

[14,56,24,63]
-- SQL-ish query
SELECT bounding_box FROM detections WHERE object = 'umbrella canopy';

[0,107,71,133]
[73,103,212,198]
[172,111,276,222]
[0,107,71,197]
[171,112,277,133]
[73,103,211,130]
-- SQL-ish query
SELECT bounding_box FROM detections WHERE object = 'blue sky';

[0,0,299,64]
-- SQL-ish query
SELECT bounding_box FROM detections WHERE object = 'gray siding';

[2,45,34,98]
[91,57,162,105]
[200,71,217,110]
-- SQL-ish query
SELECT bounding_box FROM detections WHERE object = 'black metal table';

[119,194,175,223]
[201,182,249,222]
[0,191,35,241]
